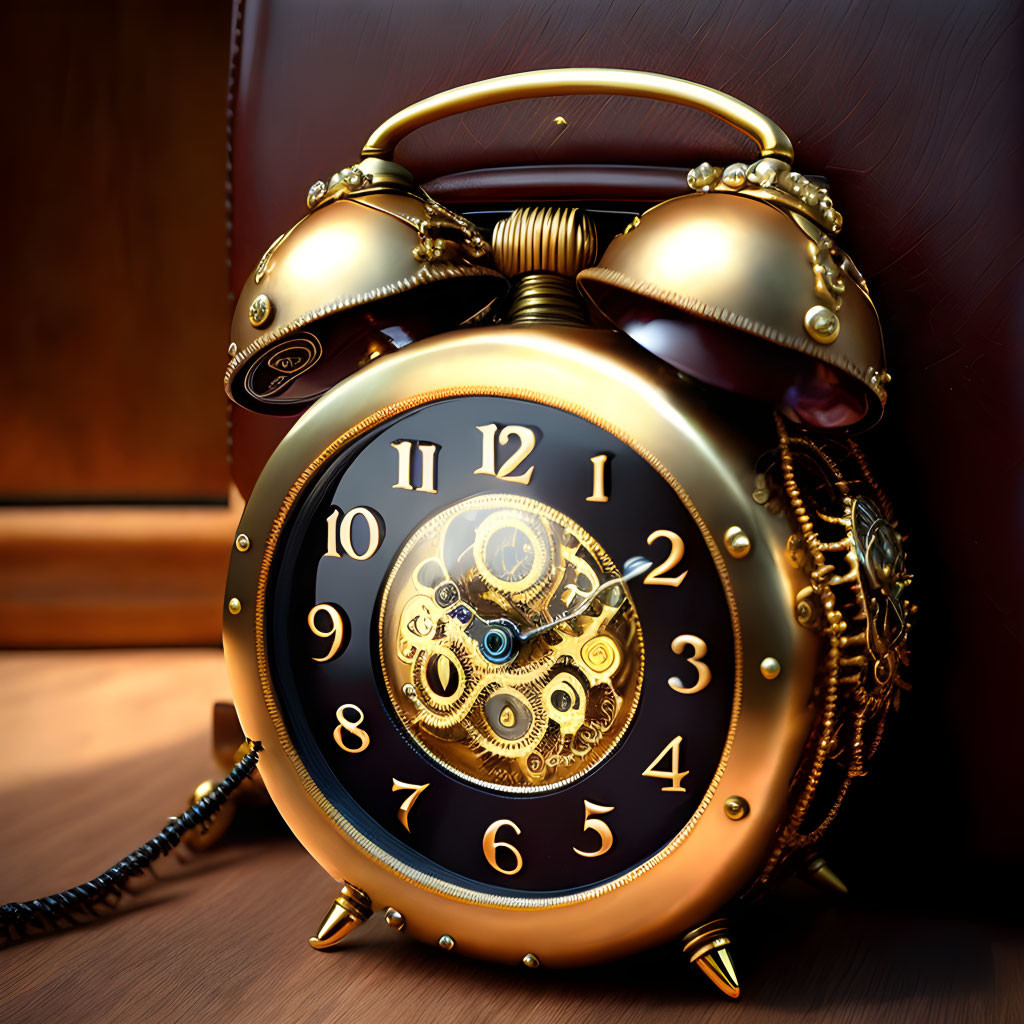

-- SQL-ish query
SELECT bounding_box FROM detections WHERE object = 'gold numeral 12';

[474,424,536,485]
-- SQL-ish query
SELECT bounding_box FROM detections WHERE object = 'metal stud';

[522,953,541,968]
[724,526,751,559]
[804,304,840,344]
[438,934,455,951]
[235,534,250,553]
[248,293,273,328]
[760,657,781,680]
[228,598,242,615]
[384,907,406,931]
[724,796,749,820]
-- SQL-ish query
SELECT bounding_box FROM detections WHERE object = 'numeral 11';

[391,441,437,493]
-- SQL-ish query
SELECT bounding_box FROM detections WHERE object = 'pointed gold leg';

[308,883,373,950]
[681,918,740,999]
[800,852,849,895]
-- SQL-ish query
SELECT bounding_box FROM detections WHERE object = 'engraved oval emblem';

[244,332,323,401]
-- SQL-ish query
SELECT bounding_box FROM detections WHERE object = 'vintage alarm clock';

[221,70,913,998]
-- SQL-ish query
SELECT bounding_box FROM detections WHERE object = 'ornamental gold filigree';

[753,416,914,887]
[686,157,844,234]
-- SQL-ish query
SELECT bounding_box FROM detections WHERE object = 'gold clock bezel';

[224,324,820,967]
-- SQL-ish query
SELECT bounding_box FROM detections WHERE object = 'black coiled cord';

[0,740,262,947]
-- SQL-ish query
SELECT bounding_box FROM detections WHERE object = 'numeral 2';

[644,529,687,586]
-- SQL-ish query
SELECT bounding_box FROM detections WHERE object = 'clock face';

[264,395,737,898]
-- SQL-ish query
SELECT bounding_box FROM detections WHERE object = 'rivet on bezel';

[248,293,273,328]
[235,533,250,552]
[228,597,242,615]
[724,526,751,559]
[724,796,749,820]
[438,934,455,951]
[522,953,541,968]
[384,908,405,931]
[804,304,840,344]
[760,657,781,680]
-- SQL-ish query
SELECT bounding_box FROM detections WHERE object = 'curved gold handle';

[362,68,793,163]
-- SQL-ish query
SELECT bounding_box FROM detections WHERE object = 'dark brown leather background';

[227,0,1023,914]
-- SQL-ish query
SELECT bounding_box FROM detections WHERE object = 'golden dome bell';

[225,159,506,414]
[578,158,888,429]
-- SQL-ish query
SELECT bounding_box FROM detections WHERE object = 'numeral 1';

[587,454,609,502]
[642,736,690,792]
[474,424,536,485]
[325,507,384,560]
[391,441,438,493]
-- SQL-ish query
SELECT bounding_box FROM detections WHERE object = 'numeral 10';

[325,507,383,560]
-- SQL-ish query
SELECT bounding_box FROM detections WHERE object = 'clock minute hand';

[518,555,652,642]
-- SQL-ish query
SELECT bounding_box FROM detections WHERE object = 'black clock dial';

[266,396,736,898]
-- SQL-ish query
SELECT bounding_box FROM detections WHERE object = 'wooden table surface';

[1,650,1020,1024]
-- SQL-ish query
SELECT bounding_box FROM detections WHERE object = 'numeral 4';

[642,736,690,792]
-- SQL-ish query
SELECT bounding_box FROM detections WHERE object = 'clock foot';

[308,882,373,950]
[681,918,740,999]
[799,851,849,895]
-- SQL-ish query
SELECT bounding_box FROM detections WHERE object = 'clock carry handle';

[361,67,793,164]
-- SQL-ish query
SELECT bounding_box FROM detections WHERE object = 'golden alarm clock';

[221,70,912,998]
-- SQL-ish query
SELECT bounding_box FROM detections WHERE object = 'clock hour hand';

[518,555,651,642]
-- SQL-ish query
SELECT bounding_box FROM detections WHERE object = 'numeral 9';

[308,603,344,662]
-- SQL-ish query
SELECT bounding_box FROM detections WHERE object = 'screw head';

[724,526,751,559]
[804,304,840,344]
[235,534,250,552]
[522,953,541,969]
[760,657,781,680]
[438,934,455,951]
[724,795,750,820]
[248,293,273,328]
[228,597,242,615]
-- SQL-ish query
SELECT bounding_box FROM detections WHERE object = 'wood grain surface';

[1,650,1020,1024]
[0,0,232,502]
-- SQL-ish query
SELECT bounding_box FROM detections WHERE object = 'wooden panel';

[0,649,1020,1021]
[0,0,232,502]
[0,504,238,647]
